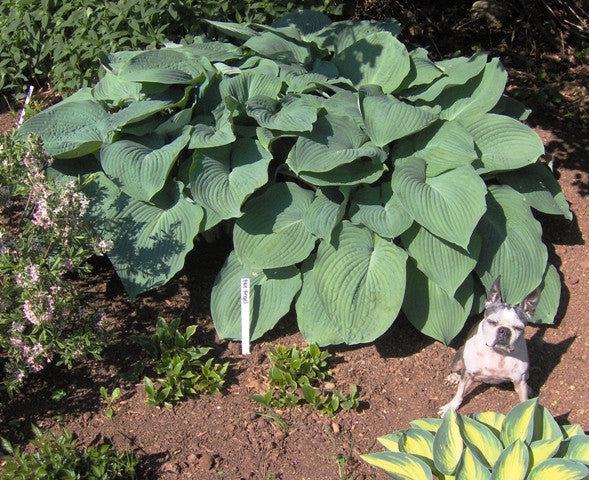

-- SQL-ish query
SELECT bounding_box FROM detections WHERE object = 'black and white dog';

[438,276,541,416]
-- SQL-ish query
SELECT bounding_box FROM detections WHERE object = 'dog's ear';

[485,276,502,307]
[519,287,541,319]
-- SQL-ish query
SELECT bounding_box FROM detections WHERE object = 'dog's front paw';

[446,372,461,385]
[438,402,457,417]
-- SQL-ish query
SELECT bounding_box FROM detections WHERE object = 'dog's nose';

[497,327,511,341]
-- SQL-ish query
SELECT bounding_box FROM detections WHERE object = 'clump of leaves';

[99,386,121,418]
[252,344,359,416]
[18,10,571,349]
[1,425,138,480]
[362,398,589,480]
[133,317,228,408]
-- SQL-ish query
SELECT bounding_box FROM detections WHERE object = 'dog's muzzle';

[495,326,511,346]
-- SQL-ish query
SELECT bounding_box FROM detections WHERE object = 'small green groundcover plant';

[252,343,359,416]
[132,317,228,408]
[17,10,572,348]
[0,425,138,480]
[0,134,109,395]
[362,398,589,480]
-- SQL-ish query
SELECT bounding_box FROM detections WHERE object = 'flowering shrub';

[0,134,109,395]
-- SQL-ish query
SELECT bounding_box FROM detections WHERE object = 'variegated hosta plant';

[362,398,589,480]
[17,10,571,346]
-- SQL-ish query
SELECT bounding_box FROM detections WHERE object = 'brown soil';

[1,12,588,480]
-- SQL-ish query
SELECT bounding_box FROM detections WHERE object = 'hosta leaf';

[378,432,403,452]
[399,429,435,462]
[219,73,283,105]
[118,48,209,83]
[490,439,529,480]
[392,157,487,249]
[270,9,332,38]
[361,93,439,147]
[433,409,464,475]
[245,94,317,132]
[234,182,315,268]
[181,40,242,63]
[302,188,348,240]
[101,128,191,202]
[349,183,413,239]
[475,185,548,304]
[460,415,503,467]
[189,108,236,149]
[527,458,588,480]
[296,158,387,187]
[500,398,539,446]
[396,48,444,90]
[460,113,545,173]
[287,114,385,174]
[211,251,301,341]
[437,58,507,120]
[244,31,312,65]
[188,138,273,220]
[333,32,410,93]
[85,175,203,299]
[108,91,188,129]
[472,412,505,437]
[205,19,258,41]
[456,445,491,480]
[562,425,586,439]
[559,435,589,464]
[406,52,488,102]
[315,18,402,53]
[295,255,345,346]
[17,100,111,158]
[92,72,142,105]
[323,91,364,126]
[410,418,443,434]
[392,120,478,177]
[535,404,563,442]
[497,162,572,220]
[529,437,563,470]
[402,262,474,344]
[361,451,433,480]
[314,222,407,344]
[402,224,481,297]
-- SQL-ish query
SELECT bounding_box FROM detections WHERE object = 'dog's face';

[480,276,541,353]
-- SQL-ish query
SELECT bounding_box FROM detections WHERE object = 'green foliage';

[251,344,359,416]
[0,0,342,96]
[99,386,121,418]
[0,425,138,479]
[133,317,228,408]
[362,398,589,480]
[0,134,108,395]
[18,11,571,347]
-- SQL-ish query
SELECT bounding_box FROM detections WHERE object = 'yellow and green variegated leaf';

[399,429,435,461]
[529,437,563,469]
[456,445,491,480]
[460,415,503,467]
[361,451,433,480]
[527,458,589,480]
[559,435,589,464]
[500,398,539,446]
[561,425,586,439]
[433,409,464,475]
[534,405,563,441]
[378,432,403,452]
[490,439,529,480]
[471,412,505,437]
[410,418,443,434]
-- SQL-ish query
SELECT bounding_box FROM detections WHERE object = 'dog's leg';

[514,378,529,402]
[438,373,473,417]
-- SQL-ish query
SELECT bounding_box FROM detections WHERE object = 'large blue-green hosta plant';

[17,11,571,346]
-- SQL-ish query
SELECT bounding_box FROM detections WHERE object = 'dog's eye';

[487,319,498,326]
[514,326,524,332]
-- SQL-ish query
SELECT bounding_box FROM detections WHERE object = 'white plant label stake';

[240,278,250,355]
[17,85,34,127]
